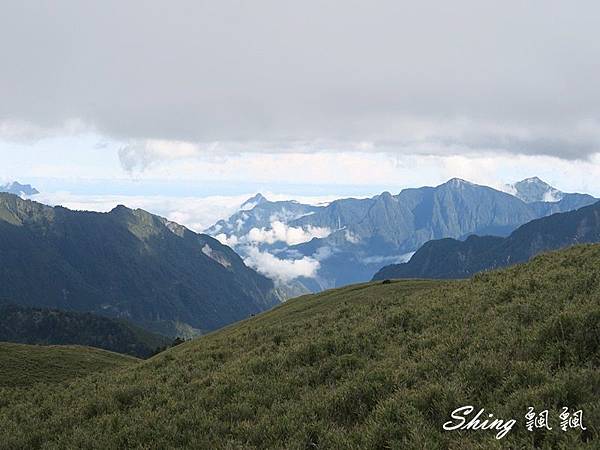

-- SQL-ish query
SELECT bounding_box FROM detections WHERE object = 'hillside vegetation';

[0,304,171,358]
[0,193,280,337]
[0,342,138,388]
[1,245,599,448]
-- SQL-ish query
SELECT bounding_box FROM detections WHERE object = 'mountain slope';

[0,304,171,358]
[1,244,598,448]
[0,342,138,387]
[373,200,600,280]
[0,193,281,337]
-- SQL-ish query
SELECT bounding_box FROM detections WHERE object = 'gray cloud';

[2,1,600,160]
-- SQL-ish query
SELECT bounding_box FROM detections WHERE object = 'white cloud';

[109,117,600,172]
[0,118,92,142]
[244,247,320,282]
[214,233,239,247]
[5,132,600,201]
[118,140,219,173]
[93,149,600,198]
[362,252,415,265]
[313,246,334,261]
[246,221,330,246]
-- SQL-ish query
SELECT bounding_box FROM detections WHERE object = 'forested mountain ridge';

[0,193,281,337]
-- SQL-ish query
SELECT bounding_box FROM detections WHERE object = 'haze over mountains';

[207,177,597,291]
[373,198,600,280]
[0,193,281,337]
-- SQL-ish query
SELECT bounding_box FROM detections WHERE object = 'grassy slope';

[0,342,138,388]
[0,245,599,448]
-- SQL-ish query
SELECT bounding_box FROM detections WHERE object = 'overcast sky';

[2,0,600,226]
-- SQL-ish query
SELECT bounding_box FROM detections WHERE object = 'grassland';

[0,245,599,448]
[0,342,138,388]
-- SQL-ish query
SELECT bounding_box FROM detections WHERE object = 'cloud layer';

[246,222,330,246]
[243,247,320,283]
[2,1,600,160]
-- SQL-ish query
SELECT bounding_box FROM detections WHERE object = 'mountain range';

[373,198,600,280]
[207,177,597,291]
[0,193,281,337]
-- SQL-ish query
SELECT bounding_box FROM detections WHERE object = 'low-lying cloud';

[362,252,415,265]
[246,221,330,246]
[243,247,320,283]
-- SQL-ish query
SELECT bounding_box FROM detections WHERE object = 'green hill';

[0,304,171,358]
[1,245,599,448]
[0,342,138,388]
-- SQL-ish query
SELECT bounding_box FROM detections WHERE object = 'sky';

[2,0,600,231]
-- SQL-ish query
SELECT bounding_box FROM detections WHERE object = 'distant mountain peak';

[448,177,469,183]
[375,191,398,205]
[521,176,545,183]
[507,177,563,203]
[440,177,476,188]
[0,181,39,197]
[110,204,131,214]
[241,193,268,210]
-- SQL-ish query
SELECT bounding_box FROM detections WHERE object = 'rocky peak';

[508,177,563,203]
[240,193,268,211]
